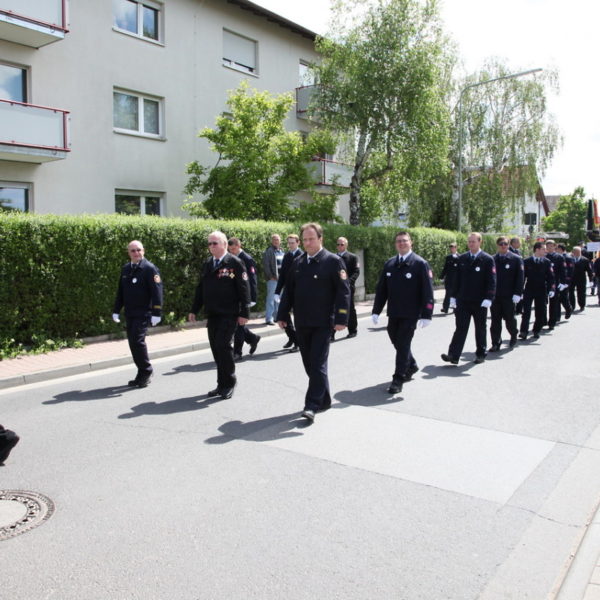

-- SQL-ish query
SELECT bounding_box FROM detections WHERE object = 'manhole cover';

[0,490,55,541]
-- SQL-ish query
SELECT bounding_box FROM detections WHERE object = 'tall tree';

[313,0,452,225]
[542,187,588,246]
[183,82,335,221]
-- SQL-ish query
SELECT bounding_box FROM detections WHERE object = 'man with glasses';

[113,240,163,387]
[372,231,434,394]
[335,237,360,339]
[188,231,251,399]
[489,236,524,352]
[277,223,350,422]
[441,232,496,365]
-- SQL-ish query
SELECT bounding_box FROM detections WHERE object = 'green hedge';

[0,213,496,353]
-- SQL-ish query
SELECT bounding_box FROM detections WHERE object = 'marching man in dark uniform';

[545,240,567,329]
[372,231,434,394]
[335,236,360,339]
[113,240,163,387]
[519,241,555,340]
[188,231,250,400]
[277,222,350,422]
[569,246,593,311]
[489,236,524,351]
[556,243,574,318]
[440,242,459,313]
[441,232,496,365]
[228,237,261,360]
[274,234,303,352]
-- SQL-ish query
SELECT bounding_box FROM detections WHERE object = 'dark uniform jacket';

[562,254,575,285]
[440,253,459,289]
[523,256,555,296]
[113,258,163,318]
[373,252,434,320]
[450,251,496,303]
[275,248,304,295]
[237,250,258,303]
[572,256,593,284]
[190,253,251,319]
[277,248,350,328]
[594,258,600,279]
[493,252,524,298]
[509,246,521,256]
[546,252,566,286]
[338,251,360,291]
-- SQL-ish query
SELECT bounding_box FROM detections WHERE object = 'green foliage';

[314,0,453,225]
[542,186,588,246]
[183,81,337,221]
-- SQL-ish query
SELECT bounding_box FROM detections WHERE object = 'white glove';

[249,301,256,307]
[371,314,380,325]
[512,295,521,304]
[417,319,432,328]
[449,298,457,309]
[548,291,555,298]
[273,294,281,302]
[112,313,120,323]
[481,299,492,308]
[558,283,568,291]
[150,316,161,326]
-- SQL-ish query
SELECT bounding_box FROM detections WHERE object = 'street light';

[456,67,543,231]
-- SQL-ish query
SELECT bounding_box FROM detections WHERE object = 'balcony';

[307,157,352,190]
[0,1,68,48]
[296,85,320,121]
[0,99,70,163]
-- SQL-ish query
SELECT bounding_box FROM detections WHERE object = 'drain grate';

[0,490,55,541]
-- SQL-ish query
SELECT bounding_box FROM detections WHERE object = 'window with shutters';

[222,29,257,75]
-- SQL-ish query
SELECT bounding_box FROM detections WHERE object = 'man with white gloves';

[441,232,496,365]
[113,240,163,387]
[372,231,434,394]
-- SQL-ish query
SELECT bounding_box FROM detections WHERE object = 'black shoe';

[473,356,485,364]
[233,352,243,362]
[440,309,448,313]
[220,386,235,399]
[488,344,500,352]
[301,409,315,421]
[207,387,221,397]
[283,339,294,349]
[565,310,572,319]
[441,353,458,365]
[330,334,335,342]
[265,320,276,326]
[289,345,299,353]
[547,325,555,331]
[403,364,419,381]
[136,375,152,388]
[518,332,527,340]
[532,331,540,339]
[346,332,357,338]
[249,336,261,355]
[128,377,139,387]
[509,336,518,347]
[387,380,403,394]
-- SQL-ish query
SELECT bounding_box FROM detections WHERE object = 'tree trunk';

[349,173,361,226]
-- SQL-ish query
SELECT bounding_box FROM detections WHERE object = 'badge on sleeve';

[340,270,347,280]
[242,272,248,280]
[154,274,161,283]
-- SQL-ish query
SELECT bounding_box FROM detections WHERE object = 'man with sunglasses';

[188,231,251,399]
[113,240,163,387]
[489,236,524,352]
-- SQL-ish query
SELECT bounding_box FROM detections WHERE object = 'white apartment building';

[0,0,351,218]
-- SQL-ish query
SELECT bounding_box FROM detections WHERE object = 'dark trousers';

[569,281,587,309]
[442,285,452,311]
[233,324,260,354]
[126,316,152,377]
[348,289,357,334]
[284,315,297,346]
[490,297,518,345]
[295,326,332,412]
[560,287,572,315]
[387,317,417,380]
[0,426,19,464]
[548,293,561,327]
[520,294,547,334]
[448,300,488,359]
[207,315,238,390]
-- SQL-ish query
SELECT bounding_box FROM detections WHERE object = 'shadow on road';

[44,385,133,404]
[118,394,225,418]
[205,412,309,444]
[334,384,404,407]
[162,361,214,376]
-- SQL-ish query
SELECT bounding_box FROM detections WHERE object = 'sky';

[253,0,599,199]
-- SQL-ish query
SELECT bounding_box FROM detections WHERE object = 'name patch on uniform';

[154,274,161,283]
[218,268,233,279]
[340,270,347,280]
[338,309,348,314]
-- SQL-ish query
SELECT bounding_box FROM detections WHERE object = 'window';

[523,213,537,225]
[113,0,161,42]
[299,61,315,87]
[115,192,162,215]
[0,183,30,212]
[223,30,257,74]
[113,90,162,137]
[0,63,27,102]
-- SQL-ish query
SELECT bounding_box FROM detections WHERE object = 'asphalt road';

[2,306,600,599]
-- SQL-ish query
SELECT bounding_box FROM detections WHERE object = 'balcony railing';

[296,85,319,120]
[0,0,68,47]
[308,157,352,188]
[0,98,70,163]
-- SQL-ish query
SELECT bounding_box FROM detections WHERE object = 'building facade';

[0,0,350,217]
